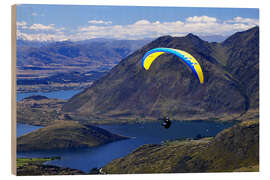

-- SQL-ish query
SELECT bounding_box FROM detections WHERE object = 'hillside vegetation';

[17,95,67,126]
[17,157,85,175]
[103,119,259,173]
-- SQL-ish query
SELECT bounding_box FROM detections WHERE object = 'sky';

[16,4,259,41]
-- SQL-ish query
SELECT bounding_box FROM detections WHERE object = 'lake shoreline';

[17,118,239,128]
[17,90,243,126]
[16,90,240,173]
[17,86,86,94]
[16,89,83,102]
[17,120,235,173]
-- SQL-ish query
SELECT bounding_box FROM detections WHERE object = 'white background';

[0,0,269,179]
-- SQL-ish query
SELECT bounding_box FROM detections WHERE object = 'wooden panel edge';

[11,4,17,176]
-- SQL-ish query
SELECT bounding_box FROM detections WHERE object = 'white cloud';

[17,30,68,42]
[55,27,66,32]
[17,22,67,41]
[88,20,112,25]
[29,24,55,31]
[76,19,185,40]
[16,21,27,29]
[17,22,64,32]
[134,20,151,25]
[225,16,259,25]
[17,16,259,41]
[17,21,27,26]
[74,16,257,40]
[186,16,217,23]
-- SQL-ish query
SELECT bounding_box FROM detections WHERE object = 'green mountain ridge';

[62,26,259,122]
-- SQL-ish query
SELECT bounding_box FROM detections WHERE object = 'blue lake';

[17,123,43,137]
[16,90,235,173]
[16,89,82,101]
[17,121,235,173]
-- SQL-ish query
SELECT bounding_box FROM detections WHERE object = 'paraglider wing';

[142,48,204,84]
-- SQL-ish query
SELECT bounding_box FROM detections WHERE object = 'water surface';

[16,89,82,101]
[17,121,234,173]
[17,123,43,137]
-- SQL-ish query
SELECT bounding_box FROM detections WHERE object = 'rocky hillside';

[103,119,259,173]
[222,27,259,109]
[17,121,128,152]
[62,27,259,122]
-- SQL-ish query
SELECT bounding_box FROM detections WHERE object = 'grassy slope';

[17,157,85,175]
[103,120,259,173]
[17,96,67,126]
[17,157,60,168]
[103,139,213,174]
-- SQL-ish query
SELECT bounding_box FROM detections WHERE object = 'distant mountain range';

[16,35,226,93]
[62,26,259,122]
[16,38,151,92]
[16,35,224,69]
[17,38,152,68]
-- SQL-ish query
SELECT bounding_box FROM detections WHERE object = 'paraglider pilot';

[161,117,172,129]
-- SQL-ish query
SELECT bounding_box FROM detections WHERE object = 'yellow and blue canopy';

[142,48,204,84]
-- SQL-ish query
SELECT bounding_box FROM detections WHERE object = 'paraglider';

[142,48,204,129]
[141,48,204,84]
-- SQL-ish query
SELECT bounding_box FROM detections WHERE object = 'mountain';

[102,119,259,173]
[222,27,259,109]
[17,39,151,67]
[62,27,259,122]
[16,38,151,92]
[16,39,50,48]
[17,121,128,152]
